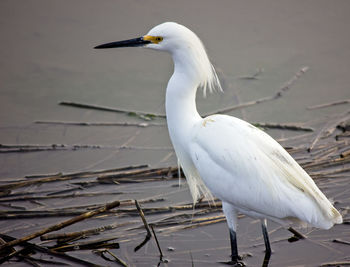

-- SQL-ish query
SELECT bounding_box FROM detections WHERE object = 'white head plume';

[146,22,222,97]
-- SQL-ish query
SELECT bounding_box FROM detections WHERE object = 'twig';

[0,192,124,203]
[51,237,120,252]
[307,99,350,110]
[25,164,148,179]
[336,131,350,140]
[333,239,350,246]
[97,166,178,180]
[100,249,128,267]
[252,122,313,132]
[277,132,313,143]
[0,164,148,190]
[35,120,164,127]
[207,66,309,115]
[59,101,166,120]
[303,156,350,171]
[340,149,350,158]
[0,237,15,258]
[20,255,68,266]
[321,262,350,266]
[309,167,350,179]
[0,143,171,153]
[182,216,227,230]
[0,200,120,253]
[0,197,165,219]
[0,234,102,266]
[190,251,194,267]
[41,221,136,241]
[287,227,306,242]
[337,120,350,132]
[308,111,350,152]
[116,200,222,217]
[134,200,152,252]
[150,224,164,262]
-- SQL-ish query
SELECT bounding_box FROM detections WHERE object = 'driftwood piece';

[34,120,314,133]
[341,149,350,158]
[332,239,350,246]
[0,200,120,253]
[337,120,350,132]
[0,197,165,219]
[308,111,350,152]
[307,99,350,110]
[59,101,165,120]
[51,236,120,252]
[97,249,128,267]
[150,224,164,264]
[59,67,307,121]
[134,200,152,252]
[336,131,350,140]
[302,154,350,171]
[35,120,164,127]
[253,122,313,132]
[0,143,171,153]
[0,164,148,190]
[0,233,102,266]
[321,262,350,267]
[287,227,306,242]
[41,221,135,241]
[0,107,349,264]
[207,66,309,115]
[0,192,124,203]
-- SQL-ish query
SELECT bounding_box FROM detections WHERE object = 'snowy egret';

[95,22,342,265]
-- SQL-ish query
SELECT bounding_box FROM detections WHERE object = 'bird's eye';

[155,36,163,43]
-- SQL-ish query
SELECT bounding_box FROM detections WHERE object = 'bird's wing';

[189,115,341,227]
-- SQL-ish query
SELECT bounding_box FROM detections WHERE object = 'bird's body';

[181,114,340,229]
[95,22,342,265]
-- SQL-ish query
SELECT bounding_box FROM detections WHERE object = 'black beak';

[94,37,151,49]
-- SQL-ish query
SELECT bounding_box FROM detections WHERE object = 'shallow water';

[0,1,350,266]
[1,0,350,175]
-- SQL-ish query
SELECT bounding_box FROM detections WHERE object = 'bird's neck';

[165,54,202,141]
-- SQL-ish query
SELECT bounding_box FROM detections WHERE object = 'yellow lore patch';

[143,35,163,44]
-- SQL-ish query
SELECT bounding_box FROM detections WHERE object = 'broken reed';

[0,165,179,191]
[0,200,120,256]
[0,80,349,266]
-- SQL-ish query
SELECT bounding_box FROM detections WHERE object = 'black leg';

[221,203,244,266]
[261,219,271,267]
[225,228,244,266]
[229,229,239,262]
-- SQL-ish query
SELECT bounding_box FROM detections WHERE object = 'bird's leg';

[219,228,244,266]
[261,219,271,267]
[222,202,245,266]
[229,228,241,263]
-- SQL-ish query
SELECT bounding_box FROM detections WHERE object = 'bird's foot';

[219,253,251,266]
[222,260,245,266]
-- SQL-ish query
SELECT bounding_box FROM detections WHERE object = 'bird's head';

[95,22,198,53]
[94,22,222,95]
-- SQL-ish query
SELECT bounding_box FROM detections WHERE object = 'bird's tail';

[329,206,343,225]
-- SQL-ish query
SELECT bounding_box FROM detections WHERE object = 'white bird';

[95,22,342,266]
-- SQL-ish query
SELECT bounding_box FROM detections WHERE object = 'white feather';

[145,22,342,229]
[189,115,342,229]
[95,21,343,262]
[96,21,342,243]
[147,22,222,97]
